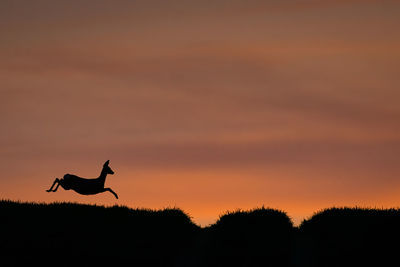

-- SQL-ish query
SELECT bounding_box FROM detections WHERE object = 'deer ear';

[104,160,110,166]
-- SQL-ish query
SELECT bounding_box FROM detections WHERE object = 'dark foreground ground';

[1,200,400,267]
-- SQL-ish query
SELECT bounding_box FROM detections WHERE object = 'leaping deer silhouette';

[46,160,118,199]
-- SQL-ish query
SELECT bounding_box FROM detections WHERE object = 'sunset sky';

[1,0,400,226]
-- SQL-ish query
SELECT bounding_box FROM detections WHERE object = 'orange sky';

[1,0,400,226]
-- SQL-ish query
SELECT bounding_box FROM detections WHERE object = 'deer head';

[103,160,114,175]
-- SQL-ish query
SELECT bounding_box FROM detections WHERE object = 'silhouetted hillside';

[296,207,400,267]
[2,201,400,267]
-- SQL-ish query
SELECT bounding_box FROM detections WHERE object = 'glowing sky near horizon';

[1,0,400,225]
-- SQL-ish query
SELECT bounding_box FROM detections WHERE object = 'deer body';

[46,160,118,199]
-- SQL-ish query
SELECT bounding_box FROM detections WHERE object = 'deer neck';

[98,168,108,182]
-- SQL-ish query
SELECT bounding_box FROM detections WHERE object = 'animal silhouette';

[46,160,118,199]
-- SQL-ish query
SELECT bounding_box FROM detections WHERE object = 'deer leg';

[103,188,118,199]
[46,178,59,192]
[52,180,61,192]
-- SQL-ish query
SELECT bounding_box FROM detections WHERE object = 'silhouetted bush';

[202,208,294,267]
[297,207,400,267]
